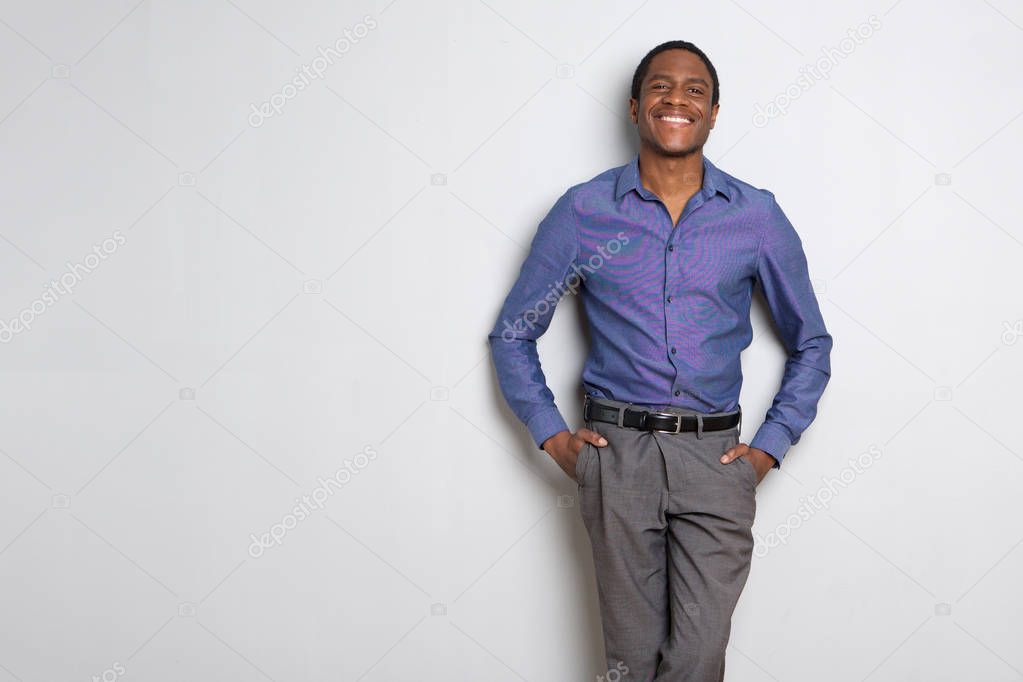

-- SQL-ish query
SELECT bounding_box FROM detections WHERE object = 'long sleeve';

[487,189,580,449]
[748,194,833,468]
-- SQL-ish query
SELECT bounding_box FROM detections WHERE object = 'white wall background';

[0,0,1020,680]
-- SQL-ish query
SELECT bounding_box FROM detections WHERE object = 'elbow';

[814,330,833,378]
[789,328,832,377]
[817,329,834,359]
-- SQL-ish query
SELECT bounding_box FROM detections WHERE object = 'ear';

[629,97,639,124]
[709,102,719,130]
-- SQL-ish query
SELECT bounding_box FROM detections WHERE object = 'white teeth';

[659,115,692,123]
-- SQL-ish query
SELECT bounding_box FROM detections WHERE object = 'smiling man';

[488,40,832,680]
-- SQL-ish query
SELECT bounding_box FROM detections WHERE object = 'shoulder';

[712,164,802,251]
[553,161,630,218]
[713,163,780,213]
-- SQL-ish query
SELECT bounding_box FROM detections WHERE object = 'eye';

[652,84,668,90]
[687,87,703,95]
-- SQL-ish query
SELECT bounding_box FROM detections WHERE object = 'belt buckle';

[649,411,683,434]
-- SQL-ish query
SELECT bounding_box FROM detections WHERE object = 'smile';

[655,113,695,127]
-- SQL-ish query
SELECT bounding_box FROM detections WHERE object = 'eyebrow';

[647,74,710,86]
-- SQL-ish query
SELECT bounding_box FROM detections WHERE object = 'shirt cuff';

[749,421,792,469]
[526,406,570,450]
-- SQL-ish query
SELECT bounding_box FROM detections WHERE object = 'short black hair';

[630,40,719,107]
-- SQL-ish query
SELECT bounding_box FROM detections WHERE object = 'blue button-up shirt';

[487,153,832,468]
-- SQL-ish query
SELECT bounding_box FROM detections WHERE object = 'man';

[488,40,832,681]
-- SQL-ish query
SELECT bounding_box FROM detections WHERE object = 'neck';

[637,146,705,200]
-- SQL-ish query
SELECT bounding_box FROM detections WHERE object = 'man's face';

[630,49,718,157]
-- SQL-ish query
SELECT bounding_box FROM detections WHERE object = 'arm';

[487,189,580,449]
[748,194,833,469]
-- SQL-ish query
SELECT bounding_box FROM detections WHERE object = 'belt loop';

[737,404,742,435]
[617,404,626,428]
[696,414,704,439]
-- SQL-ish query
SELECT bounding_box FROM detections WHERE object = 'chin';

[637,126,708,157]
[652,140,703,157]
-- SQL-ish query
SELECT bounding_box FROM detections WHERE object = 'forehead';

[644,49,709,81]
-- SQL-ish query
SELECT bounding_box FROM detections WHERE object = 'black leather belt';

[583,396,740,434]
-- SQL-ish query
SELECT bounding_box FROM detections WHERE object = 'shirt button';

[674,390,681,396]
[667,244,674,252]
[670,347,676,354]
[666,295,673,303]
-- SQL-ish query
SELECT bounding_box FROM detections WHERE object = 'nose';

[662,87,684,106]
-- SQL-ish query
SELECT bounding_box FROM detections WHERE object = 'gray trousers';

[575,396,757,682]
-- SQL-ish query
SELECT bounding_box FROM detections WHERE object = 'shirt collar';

[615,153,733,203]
